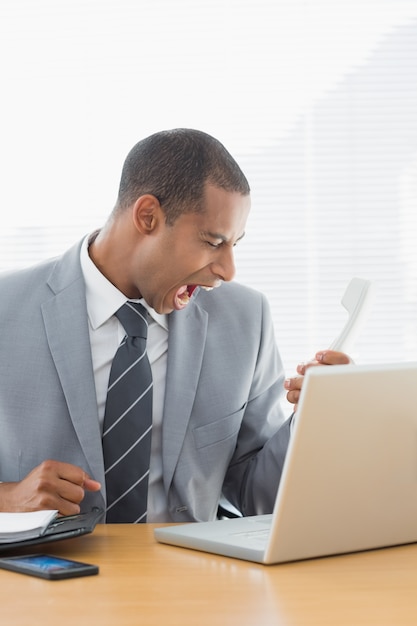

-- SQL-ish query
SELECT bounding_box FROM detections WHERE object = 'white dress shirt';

[80,235,170,521]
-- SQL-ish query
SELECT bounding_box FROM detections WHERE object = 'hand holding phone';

[0,554,99,580]
[284,277,374,409]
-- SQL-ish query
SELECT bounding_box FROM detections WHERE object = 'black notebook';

[0,508,103,553]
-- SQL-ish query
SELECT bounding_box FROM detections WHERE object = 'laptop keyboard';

[230,528,270,547]
[232,528,269,538]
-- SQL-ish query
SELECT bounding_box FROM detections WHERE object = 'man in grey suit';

[0,129,347,522]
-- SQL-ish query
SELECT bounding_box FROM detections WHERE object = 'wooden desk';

[1,524,417,625]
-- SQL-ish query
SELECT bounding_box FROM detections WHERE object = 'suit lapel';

[162,298,208,491]
[41,243,105,491]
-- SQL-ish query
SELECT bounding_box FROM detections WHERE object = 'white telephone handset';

[329,277,374,353]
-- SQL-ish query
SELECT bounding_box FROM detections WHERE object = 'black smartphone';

[0,554,99,580]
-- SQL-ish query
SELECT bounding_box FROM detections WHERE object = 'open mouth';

[174,284,215,310]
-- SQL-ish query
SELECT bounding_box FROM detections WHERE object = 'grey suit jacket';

[0,239,291,521]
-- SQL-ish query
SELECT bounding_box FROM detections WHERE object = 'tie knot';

[115,302,148,339]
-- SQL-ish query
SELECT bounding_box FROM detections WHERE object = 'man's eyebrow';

[204,231,246,243]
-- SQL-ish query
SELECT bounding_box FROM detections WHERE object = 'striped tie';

[102,302,153,523]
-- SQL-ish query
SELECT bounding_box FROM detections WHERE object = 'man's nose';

[211,247,236,282]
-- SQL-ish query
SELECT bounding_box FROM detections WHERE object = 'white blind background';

[1,0,417,382]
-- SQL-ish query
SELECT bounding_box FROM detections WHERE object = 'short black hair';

[115,128,250,224]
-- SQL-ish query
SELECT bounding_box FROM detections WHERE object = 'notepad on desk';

[0,510,58,543]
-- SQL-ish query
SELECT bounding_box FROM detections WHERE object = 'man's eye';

[207,241,221,248]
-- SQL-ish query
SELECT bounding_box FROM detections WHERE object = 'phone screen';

[0,554,99,579]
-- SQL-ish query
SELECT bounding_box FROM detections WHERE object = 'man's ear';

[132,194,163,234]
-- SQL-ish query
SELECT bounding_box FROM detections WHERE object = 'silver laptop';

[155,361,417,564]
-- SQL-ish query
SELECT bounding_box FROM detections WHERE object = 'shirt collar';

[80,234,168,331]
